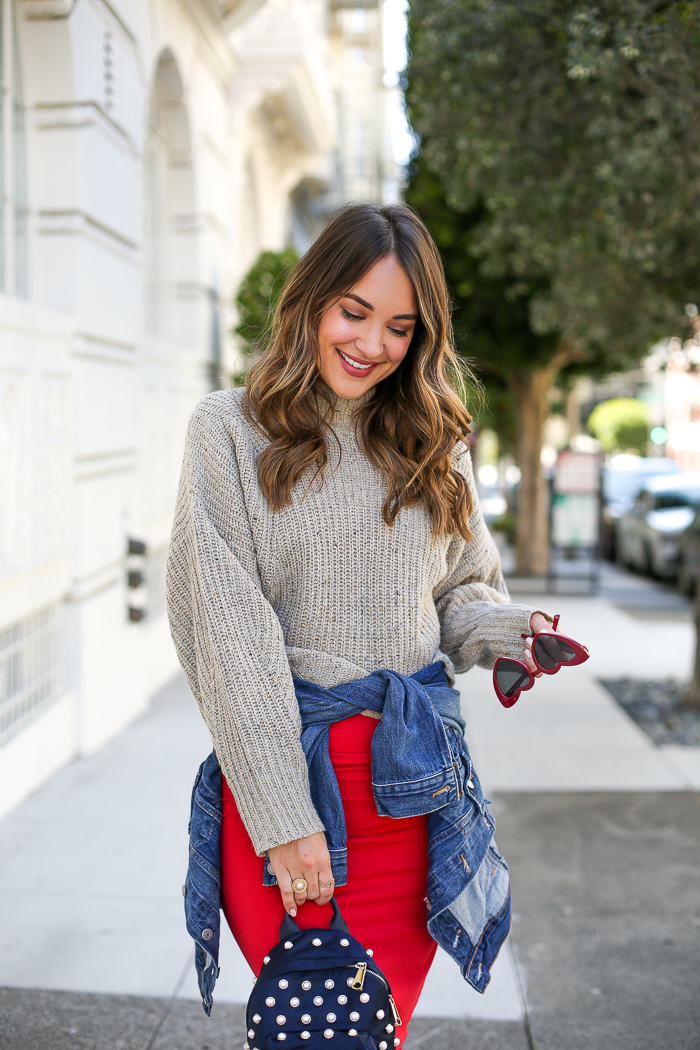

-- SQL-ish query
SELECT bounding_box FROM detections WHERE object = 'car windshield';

[653,489,700,510]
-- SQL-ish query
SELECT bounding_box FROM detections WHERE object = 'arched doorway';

[144,49,196,340]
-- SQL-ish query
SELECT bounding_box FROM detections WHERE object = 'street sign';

[552,492,599,547]
[549,450,602,592]
[554,451,599,494]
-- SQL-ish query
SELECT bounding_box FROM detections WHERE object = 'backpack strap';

[278,896,350,940]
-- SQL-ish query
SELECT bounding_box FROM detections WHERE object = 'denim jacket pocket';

[373,764,460,817]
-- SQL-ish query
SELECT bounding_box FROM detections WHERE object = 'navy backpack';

[244,899,402,1050]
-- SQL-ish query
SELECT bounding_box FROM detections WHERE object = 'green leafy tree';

[587,398,649,455]
[405,160,557,461]
[233,248,299,382]
[406,0,700,574]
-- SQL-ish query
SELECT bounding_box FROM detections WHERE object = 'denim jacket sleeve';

[434,446,550,671]
[184,753,222,1015]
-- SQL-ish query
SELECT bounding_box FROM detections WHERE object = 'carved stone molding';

[232,7,336,157]
[21,0,76,19]
[220,0,268,33]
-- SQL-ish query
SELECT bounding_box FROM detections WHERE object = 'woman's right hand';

[267,832,334,915]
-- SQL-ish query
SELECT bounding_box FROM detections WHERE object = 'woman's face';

[317,255,419,399]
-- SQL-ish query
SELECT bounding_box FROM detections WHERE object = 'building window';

[0,0,28,297]
[0,604,63,746]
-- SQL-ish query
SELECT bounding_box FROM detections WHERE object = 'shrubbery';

[587,398,649,455]
[232,248,299,384]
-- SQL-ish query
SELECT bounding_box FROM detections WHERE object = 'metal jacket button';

[201,928,213,941]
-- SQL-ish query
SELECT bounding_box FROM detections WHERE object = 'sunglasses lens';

[534,634,576,670]
[496,660,530,698]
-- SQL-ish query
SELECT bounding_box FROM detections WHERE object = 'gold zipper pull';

[388,995,402,1026]
[352,962,367,990]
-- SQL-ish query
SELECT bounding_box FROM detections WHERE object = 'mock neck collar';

[328,387,374,423]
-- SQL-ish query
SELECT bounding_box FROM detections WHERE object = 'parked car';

[677,508,700,595]
[601,455,679,559]
[616,473,700,577]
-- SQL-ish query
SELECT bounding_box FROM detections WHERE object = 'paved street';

[1,563,699,1049]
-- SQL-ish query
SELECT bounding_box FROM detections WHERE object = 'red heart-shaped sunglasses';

[493,614,590,708]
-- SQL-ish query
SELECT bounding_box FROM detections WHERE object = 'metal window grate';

[0,604,64,745]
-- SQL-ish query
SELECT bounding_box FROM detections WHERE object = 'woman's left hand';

[523,612,557,677]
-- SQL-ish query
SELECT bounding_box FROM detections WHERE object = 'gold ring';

[319,880,335,888]
[292,878,308,894]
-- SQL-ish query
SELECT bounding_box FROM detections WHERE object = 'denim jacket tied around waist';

[184,662,511,1015]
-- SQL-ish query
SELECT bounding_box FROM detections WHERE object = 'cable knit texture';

[166,387,549,856]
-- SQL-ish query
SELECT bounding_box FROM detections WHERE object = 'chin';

[336,380,377,399]
[328,369,379,398]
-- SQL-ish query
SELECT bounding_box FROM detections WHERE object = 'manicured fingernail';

[290,908,296,917]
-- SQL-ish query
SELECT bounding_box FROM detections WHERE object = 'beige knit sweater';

[166,388,545,856]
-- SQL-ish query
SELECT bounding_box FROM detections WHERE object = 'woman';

[167,202,554,1030]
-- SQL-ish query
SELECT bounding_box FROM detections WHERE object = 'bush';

[232,248,300,383]
[587,398,649,455]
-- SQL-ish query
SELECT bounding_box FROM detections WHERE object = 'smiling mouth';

[337,348,378,371]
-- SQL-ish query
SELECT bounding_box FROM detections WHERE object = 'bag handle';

[279,896,350,940]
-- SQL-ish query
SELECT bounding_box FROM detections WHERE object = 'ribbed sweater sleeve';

[435,447,551,673]
[166,396,325,856]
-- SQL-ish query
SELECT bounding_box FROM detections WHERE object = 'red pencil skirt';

[220,712,437,1031]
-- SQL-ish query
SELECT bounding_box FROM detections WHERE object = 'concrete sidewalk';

[1,587,699,1048]
[463,591,700,793]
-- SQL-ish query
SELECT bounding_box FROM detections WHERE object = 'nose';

[355,324,384,360]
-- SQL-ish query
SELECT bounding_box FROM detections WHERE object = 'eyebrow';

[343,291,418,321]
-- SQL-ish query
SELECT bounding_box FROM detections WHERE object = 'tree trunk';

[509,367,554,576]
[684,541,700,708]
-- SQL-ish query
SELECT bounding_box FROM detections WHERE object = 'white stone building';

[0,0,399,817]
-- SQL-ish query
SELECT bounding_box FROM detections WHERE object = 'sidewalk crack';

[510,938,536,1050]
[143,951,192,1050]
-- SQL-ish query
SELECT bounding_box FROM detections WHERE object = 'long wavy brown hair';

[245,202,476,540]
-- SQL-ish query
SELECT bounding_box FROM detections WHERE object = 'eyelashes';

[340,306,409,338]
